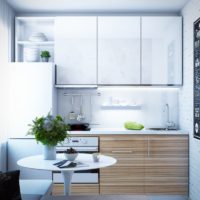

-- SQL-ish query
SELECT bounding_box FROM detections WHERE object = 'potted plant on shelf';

[40,50,51,62]
[28,113,69,160]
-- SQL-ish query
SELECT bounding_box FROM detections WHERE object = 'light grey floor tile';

[147,195,188,200]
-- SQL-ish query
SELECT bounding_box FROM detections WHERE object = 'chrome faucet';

[164,103,175,130]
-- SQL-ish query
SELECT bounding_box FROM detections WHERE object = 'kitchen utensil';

[77,96,85,122]
[69,96,76,120]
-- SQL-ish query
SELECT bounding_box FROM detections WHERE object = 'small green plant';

[40,51,51,58]
[28,113,69,146]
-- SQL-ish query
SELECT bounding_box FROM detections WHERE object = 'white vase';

[43,145,56,160]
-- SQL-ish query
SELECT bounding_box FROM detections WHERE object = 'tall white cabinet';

[98,17,140,85]
[141,16,182,85]
[8,63,55,137]
[55,17,97,85]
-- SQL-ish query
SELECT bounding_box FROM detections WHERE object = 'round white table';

[17,153,116,195]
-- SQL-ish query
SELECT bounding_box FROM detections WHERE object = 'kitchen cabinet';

[15,17,55,62]
[52,184,99,195]
[55,17,97,86]
[141,16,182,85]
[99,135,147,194]
[99,134,188,195]
[15,16,182,86]
[8,63,56,138]
[145,135,188,194]
[98,17,140,85]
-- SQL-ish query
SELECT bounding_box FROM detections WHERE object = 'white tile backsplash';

[57,87,179,129]
[180,0,200,199]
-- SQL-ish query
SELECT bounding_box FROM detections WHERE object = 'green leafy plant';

[28,113,69,146]
[40,50,51,58]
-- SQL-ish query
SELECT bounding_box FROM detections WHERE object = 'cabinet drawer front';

[100,136,147,154]
[100,166,145,184]
[145,185,188,195]
[145,157,188,167]
[99,153,144,166]
[148,135,188,157]
[101,148,147,158]
[52,184,99,195]
[100,185,144,195]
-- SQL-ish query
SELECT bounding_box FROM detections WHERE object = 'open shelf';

[17,41,54,46]
[15,17,55,62]
[101,105,141,109]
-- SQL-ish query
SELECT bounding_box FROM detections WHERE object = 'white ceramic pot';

[64,153,78,161]
[43,145,56,160]
[41,57,49,62]
[24,47,39,62]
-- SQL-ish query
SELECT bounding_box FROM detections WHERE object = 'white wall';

[0,0,15,140]
[57,87,179,129]
[180,0,200,199]
[0,0,15,171]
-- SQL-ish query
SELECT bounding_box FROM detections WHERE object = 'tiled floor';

[147,196,188,200]
[41,195,188,200]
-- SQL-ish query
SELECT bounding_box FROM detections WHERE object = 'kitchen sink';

[147,128,177,131]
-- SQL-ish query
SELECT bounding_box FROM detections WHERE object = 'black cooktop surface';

[69,123,91,131]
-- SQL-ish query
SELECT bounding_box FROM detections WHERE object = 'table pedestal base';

[61,171,73,195]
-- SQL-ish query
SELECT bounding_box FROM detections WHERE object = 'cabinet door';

[100,135,147,194]
[98,17,140,85]
[8,63,54,138]
[141,17,182,85]
[52,184,99,195]
[55,17,97,85]
[145,135,188,195]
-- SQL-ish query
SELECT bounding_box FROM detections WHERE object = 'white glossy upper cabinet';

[141,17,182,85]
[8,63,54,137]
[98,17,140,85]
[55,17,97,85]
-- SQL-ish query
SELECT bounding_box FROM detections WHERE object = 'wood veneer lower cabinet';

[145,135,189,195]
[52,184,99,195]
[99,135,148,194]
[99,134,189,195]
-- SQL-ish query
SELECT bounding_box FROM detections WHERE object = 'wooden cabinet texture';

[51,134,188,195]
[100,135,147,194]
[145,135,188,194]
[99,134,188,195]
[52,184,99,195]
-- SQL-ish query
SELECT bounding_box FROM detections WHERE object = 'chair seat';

[20,179,53,200]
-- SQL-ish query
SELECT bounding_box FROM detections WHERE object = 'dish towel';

[124,121,144,130]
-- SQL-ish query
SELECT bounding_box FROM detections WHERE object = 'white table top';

[17,153,117,172]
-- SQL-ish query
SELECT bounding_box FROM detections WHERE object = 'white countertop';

[10,128,188,139]
[68,128,188,135]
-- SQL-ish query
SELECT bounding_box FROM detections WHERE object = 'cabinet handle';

[55,64,57,85]
[147,138,150,157]
[111,150,133,153]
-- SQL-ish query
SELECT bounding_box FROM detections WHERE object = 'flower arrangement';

[28,113,69,146]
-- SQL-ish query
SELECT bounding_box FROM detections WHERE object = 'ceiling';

[7,0,189,13]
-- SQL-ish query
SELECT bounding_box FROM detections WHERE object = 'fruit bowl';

[64,153,78,161]
[64,147,78,161]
